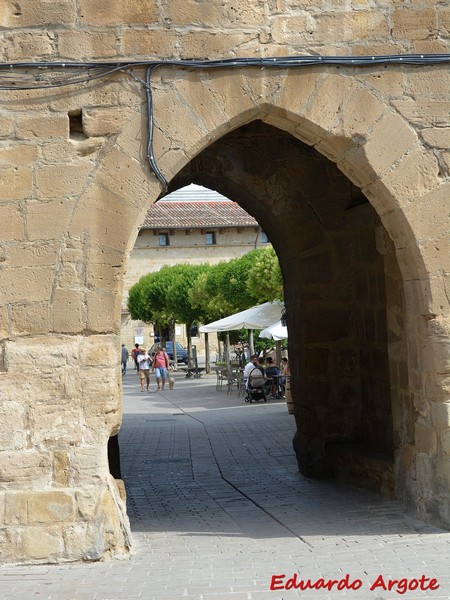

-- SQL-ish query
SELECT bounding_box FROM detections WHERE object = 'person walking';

[152,345,170,390]
[131,343,140,371]
[136,348,151,392]
[121,344,129,375]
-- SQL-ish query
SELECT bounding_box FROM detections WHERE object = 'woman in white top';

[137,349,151,391]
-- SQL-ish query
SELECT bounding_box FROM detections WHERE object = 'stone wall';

[0,0,449,562]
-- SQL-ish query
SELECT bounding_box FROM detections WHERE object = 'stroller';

[244,367,267,403]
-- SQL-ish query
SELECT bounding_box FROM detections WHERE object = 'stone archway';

[146,68,448,527]
[1,67,448,563]
[170,119,400,493]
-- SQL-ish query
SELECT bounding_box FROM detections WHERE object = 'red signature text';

[270,573,362,591]
[270,573,440,595]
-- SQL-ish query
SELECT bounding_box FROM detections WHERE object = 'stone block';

[5,32,54,61]
[69,447,110,486]
[441,430,450,456]
[0,166,32,201]
[419,248,450,300]
[53,450,69,486]
[86,290,121,333]
[392,8,437,40]
[79,335,119,368]
[162,0,226,27]
[27,491,74,524]
[79,0,158,25]
[0,305,9,338]
[402,182,450,242]
[82,108,129,137]
[1,0,76,27]
[35,163,93,199]
[392,99,450,128]
[22,526,64,561]
[333,86,385,143]
[431,401,450,430]
[436,456,450,485]
[121,29,178,58]
[195,70,261,134]
[57,263,81,288]
[63,522,104,561]
[0,114,15,138]
[70,185,140,251]
[313,11,389,43]
[271,14,317,44]
[52,289,84,334]
[16,115,68,139]
[6,241,59,268]
[58,31,117,60]
[29,404,83,447]
[113,479,127,503]
[0,450,52,488]
[4,492,28,524]
[0,144,38,164]
[11,302,52,336]
[0,266,53,303]
[420,338,450,375]
[165,72,239,143]
[0,204,25,240]
[27,199,75,241]
[304,74,357,143]
[407,69,450,98]
[75,490,101,520]
[338,144,379,189]
[357,69,406,98]
[4,335,78,375]
[415,420,437,455]
[40,138,104,162]
[364,111,419,176]
[185,30,261,60]
[87,252,125,293]
[0,401,26,449]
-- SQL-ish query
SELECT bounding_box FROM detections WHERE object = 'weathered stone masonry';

[0,1,449,562]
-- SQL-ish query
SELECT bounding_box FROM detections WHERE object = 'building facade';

[121,192,270,355]
[0,1,449,563]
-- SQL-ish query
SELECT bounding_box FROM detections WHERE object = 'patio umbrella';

[259,320,288,341]
[199,301,284,332]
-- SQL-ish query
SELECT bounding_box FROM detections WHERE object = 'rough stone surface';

[0,0,449,564]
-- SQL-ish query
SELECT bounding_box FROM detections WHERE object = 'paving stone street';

[1,369,449,600]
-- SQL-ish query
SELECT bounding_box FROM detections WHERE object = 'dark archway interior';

[169,120,399,496]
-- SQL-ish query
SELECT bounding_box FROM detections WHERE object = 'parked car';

[149,341,189,364]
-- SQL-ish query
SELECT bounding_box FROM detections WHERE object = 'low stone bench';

[327,441,395,498]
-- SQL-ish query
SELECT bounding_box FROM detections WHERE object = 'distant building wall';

[122,218,268,356]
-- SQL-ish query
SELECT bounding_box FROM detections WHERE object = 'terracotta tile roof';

[141,202,258,230]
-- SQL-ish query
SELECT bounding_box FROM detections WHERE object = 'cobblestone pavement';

[1,370,449,599]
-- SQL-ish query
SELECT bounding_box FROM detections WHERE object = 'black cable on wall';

[1,54,449,188]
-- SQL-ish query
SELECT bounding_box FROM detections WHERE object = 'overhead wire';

[1,54,449,188]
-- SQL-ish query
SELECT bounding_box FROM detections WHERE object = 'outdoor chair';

[215,369,227,392]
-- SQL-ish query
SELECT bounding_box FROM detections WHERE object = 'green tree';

[165,263,209,353]
[127,269,175,336]
[246,246,283,303]
[215,249,260,312]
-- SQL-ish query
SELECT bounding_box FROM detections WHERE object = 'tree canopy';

[127,246,283,329]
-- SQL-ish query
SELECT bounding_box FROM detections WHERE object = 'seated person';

[264,356,281,397]
[256,357,265,375]
[243,354,262,389]
[280,356,290,396]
